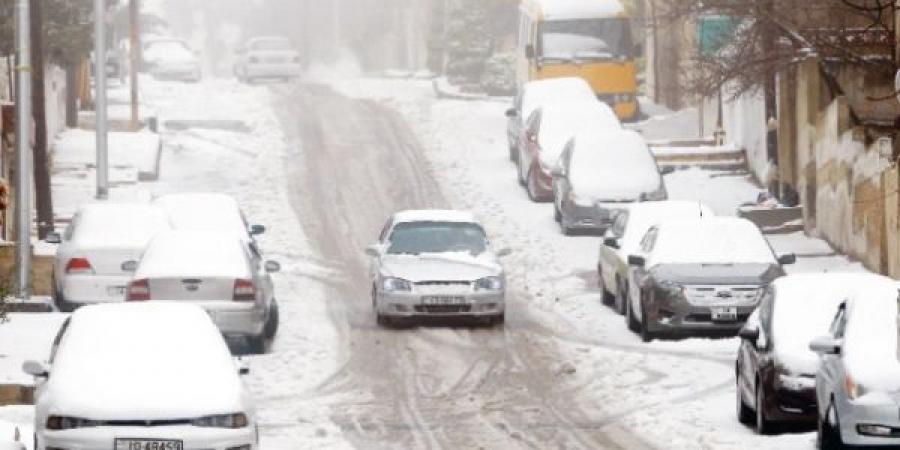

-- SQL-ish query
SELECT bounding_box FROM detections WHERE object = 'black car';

[626,217,794,342]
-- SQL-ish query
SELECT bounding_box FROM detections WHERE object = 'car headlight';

[382,277,412,292]
[192,412,249,429]
[475,276,504,291]
[845,374,866,400]
[46,416,100,430]
[775,370,815,392]
[656,280,684,297]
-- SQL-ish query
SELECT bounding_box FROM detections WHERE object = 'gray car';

[234,37,302,83]
[810,276,900,449]
[366,210,509,327]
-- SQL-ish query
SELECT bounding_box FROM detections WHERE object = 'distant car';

[154,192,266,242]
[517,100,620,202]
[506,77,596,161]
[234,37,302,83]
[626,217,795,342]
[126,231,280,353]
[551,129,669,235]
[809,276,900,449]
[47,203,170,312]
[24,303,258,450]
[598,201,713,315]
[736,273,891,435]
[365,210,510,327]
[142,38,202,82]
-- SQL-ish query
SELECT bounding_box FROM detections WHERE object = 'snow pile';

[53,129,162,180]
[649,218,776,266]
[568,129,662,201]
[306,47,363,83]
[537,100,620,168]
[154,193,250,240]
[135,231,251,279]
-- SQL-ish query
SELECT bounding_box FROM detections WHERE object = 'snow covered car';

[517,99,621,202]
[142,38,202,82]
[626,217,795,342]
[809,275,900,449]
[126,231,280,353]
[598,200,713,315]
[365,210,510,327]
[154,192,266,242]
[506,77,596,161]
[736,273,892,434]
[24,303,258,450]
[47,202,170,312]
[551,129,670,235]
[234,37,302,83]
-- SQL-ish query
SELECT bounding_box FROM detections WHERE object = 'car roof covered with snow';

[135,230,251,280]
[153,192,250,240]
[46,302,244,419]
[70,202,170,250]
[770,272,893,376]
[648,217,776,266]
[567,129,661,201]
[523,0,626,21]
[392,209,478,225]
[521,77,595,120]
[842,277,900,391]
[535,100,621,167]
[618,201,714,254]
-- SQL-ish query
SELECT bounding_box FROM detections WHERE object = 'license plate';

[421,296,465,305]
[711,306,738,322]
[115,439,183,450]
[107,286,126,296]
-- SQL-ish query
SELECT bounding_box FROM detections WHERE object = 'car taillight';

[65,258,94,274]
[127,279,150,301]
[233,279,256,301]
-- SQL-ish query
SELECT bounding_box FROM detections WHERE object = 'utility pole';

[129,0,140,130]
[94,0,109,199]
[14,0,32,299]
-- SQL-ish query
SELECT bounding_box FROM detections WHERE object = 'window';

[387,221,488,256]
[639,228,658,253]
[829,304,848,339]
[49,318,71,364]
[378,218,393,243]
[538,18,634,60]
[610,212,628,239]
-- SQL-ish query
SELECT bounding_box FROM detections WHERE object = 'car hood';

[650,263,784,285]
[380,253,501,282]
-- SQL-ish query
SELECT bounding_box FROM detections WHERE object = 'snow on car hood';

[380,252,502,282]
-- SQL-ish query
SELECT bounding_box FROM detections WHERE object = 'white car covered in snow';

[365,210,510,327]
[154,192,266,243]
[233,36,302,83]
[142,38,202,82]
[48,203,170,312]
[126,230,280,353]
[809,275,900,448]
[24,303,258,450]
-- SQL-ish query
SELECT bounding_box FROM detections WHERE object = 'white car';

[153,192,265,242]
[505,77,596,161]
[48,203,170,312]
[365,210,510,327]
[809,275,900,448]
[24,303,258,450]
[127,230,280,353]
[597,200,713,314]
[142,38,202,82]
[234,37,302,83]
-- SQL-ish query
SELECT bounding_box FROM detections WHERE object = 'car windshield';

[540,18,633,61]
[252,39,291,51]
[387,221,487,255]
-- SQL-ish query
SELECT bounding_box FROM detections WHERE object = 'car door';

[817,304,848,412]
[520,109,542,180]
[739,286,773,406]
[630,227,659,321]
[553,143,574,210]
[600,212,629,291]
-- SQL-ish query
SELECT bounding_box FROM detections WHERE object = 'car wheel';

[755,382,772,434]
[639,297,653,342]
[264,300,279,339]
[736,372,754,425]
[247,334,266,354]
[597,268,614,306]
[376,313,390,327]
[818,401,844,450]
[508,143,518,162]
[526,169,542,202]
[626,291,640,332]
[554,204,562,223]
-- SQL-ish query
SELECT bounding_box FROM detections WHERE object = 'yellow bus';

[517,0,640,120]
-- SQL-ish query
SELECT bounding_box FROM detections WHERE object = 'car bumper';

[39,425,256,450]
[244,64,301,78]
[645,295,757,335]
[562,202,624,232]
[187,301,266,337]
[839,398,900,446]
[377,290,505,319]
[61,274,131,304]
[767,387,817,423]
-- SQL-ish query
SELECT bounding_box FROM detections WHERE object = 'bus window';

[538,18,633,61]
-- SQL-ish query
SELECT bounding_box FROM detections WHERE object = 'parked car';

[154,192,266,243]
[142,38,202,82]
[598,200,713,315]
[47,203,170,312]
[736,273,891,434]
[517,99,620,202]
[626,217,794,342]
[505,77,596,161]
[551,129,670,235]
[24,303,258,450]
[809,275,900,449]
[234,37,302,83]
[126,230,280,353]
[365,210,510,327]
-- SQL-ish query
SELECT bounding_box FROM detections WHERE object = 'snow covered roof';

[619,201,713,254]
[521,77,595,119]
[393,209,478,225]
[135,230,251,280]
[71,203,170,250]
[537,100,621,167]
[568,129,661,201]
[524,0,626,21]
[153,193,250,240]
[47,303,244,420]
[649,217,776,266]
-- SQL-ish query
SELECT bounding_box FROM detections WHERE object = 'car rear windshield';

[540,18,633,61]
[387,222,487,256]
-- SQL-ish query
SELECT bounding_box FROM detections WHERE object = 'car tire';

[554,205,562,223]
[626,291,640,332]
[639,297,653,342]
[264,300,279,339]
[508,143,518,162]
[615,280,628,315]
[736,373,754,425]
[597,267,614,305]
[376,313,390,327]
[818,401,844,450]
[248,334,266,354]
[755,382,773,434]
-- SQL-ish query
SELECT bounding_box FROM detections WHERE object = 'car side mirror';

[604,237,620,249]
[497,248,512,257]
[250,224,266,236]
[628,255,646,268]
[659,166,675,176]
[525,44,536,60]
[550,166,566,178]
[44,232,62,244]
[809,336,842,355]
[738,326,759,343]
[264,260,281,273]
[778,253,797,265]
[505,108,517,118]
[121,260,138,272]
[365,245,381,257]
[22,360,48,378]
